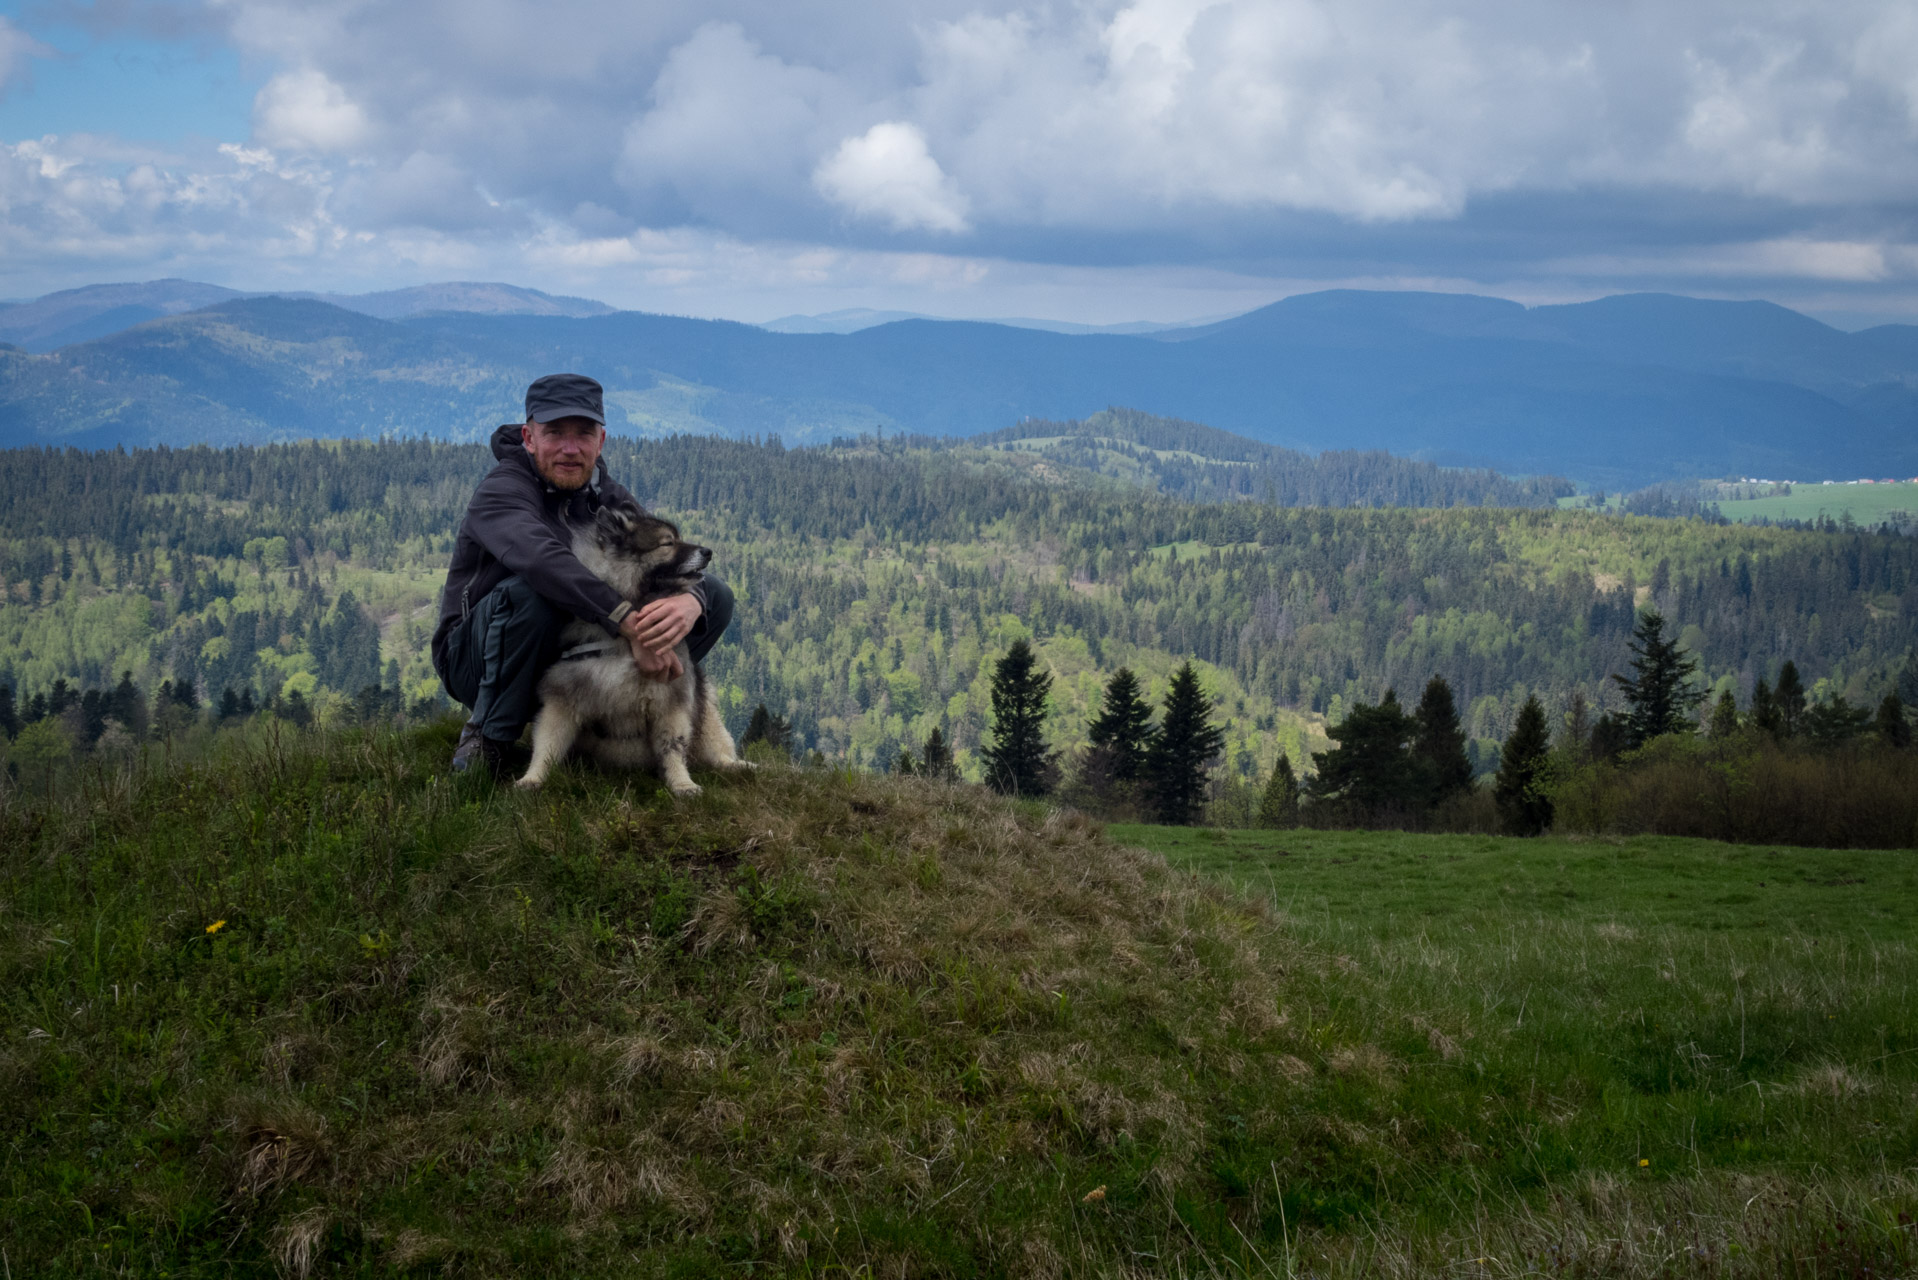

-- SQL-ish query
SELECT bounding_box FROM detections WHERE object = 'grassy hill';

[3,725,1915,1276]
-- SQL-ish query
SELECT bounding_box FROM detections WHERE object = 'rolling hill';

[2,286,1913,488]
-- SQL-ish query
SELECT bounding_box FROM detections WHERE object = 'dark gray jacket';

[431,425,710,678]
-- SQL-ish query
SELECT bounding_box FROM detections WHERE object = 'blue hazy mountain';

[1,288,1911,488]
[0,280,612,352]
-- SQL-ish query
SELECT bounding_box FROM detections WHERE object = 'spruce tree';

[982,639,1056,796]
[1147,662,1225,824]
[109,671,145,738]
[1749,676,1782,737]
[1802,696,1870,745]
[741,702,791,757]
[894,747,915,775]
[1876,692,1912,750]
[1258,752,1300,829]
[1708,688,1740,738]
[1412,675,1474,807]
[1494,695,1554,836]
[1086,667,1154,782]
[1774,661,1807,738]
[0,684,17,740]
[1611,609,1702,747]
[920,726,956,781]
[1305,690,1422,820]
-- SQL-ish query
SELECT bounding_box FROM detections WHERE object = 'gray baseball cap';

[524,373,605,425]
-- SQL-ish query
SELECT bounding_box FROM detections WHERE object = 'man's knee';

[495,576,562,632]
[699,576,735,640]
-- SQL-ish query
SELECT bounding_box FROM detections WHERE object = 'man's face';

[522,415,605,490]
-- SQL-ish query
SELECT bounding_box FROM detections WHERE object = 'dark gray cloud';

[3,0,1917,322]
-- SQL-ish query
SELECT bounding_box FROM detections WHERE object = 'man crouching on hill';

[431,373,734,778]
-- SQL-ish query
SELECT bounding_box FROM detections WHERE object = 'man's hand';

[620,593,703,682]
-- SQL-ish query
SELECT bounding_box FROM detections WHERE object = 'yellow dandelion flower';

[206,920,226,935]
[1638,1158,1650,1167]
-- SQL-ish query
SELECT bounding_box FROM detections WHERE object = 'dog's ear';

[596,504,636,534]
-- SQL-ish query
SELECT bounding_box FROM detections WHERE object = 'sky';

[1,0,1916,327]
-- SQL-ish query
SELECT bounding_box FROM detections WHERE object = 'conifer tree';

[742,703,791,756]
[1749,676,1782,737]
[0,684,17,740]
[1258,752,1300,828]
[1494,695,1554,836]
[920,726,956,781]
[1708,688,1740,738]
[1876,692,1912,750]
[982,639,1056,796]
[1306,690,1422,819]
[1611,609,1702,747]
[1803,695,1871,744]
[1412,675,1474,807]
[109,671,145,739]
[1774,661,1807,738]
[1147,662,1225,824]
[894,747,915,775]
[1085,667,1154,782]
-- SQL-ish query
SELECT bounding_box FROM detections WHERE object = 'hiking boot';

[450,719,487,774]
[452,722,526,781]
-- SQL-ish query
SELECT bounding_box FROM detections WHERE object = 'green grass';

[1716,480,1918,526]
[4,731,1916,1277]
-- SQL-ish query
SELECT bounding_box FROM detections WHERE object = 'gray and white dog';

[516,502,744,795]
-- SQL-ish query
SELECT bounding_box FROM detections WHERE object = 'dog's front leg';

[517,702,582,790]
[655,698,701,797]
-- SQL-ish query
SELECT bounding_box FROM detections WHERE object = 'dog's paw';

[668,781,703,798]
[514,776,543,791]
[720,759,756,771]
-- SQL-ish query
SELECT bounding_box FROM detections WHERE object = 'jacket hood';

[491,422,526,462]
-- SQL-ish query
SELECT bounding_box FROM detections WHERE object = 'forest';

[1,414,1915,788]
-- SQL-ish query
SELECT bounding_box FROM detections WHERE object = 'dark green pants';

[440,575,733,742]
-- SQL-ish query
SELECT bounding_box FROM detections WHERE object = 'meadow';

[1716,481,1918,528]
[3,722,1915,1277]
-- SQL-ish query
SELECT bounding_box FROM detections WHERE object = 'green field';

[1113,821,1918,1271]
[1716,480,1918,526]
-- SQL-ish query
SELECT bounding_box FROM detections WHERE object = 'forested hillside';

[2,427,1914,782]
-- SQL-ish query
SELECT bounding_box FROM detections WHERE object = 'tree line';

[2,434,1914,790]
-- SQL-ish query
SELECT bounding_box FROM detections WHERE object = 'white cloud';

[815,122,970,233]
[253,68,370,153]
[0,17,50,98]
[6,0,1918,321]
[619,22,859,226]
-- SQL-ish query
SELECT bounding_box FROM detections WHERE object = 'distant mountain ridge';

[0,279,611,352]
[0,286,1913,488]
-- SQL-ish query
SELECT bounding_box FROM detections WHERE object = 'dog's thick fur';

[516,503,743,795]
